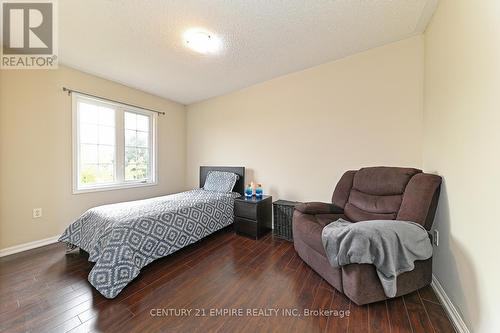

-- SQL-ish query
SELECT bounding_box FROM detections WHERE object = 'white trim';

[431,275,471,333]
[0,236,60,258]
[72,181,158,194]
[71,93,158,194]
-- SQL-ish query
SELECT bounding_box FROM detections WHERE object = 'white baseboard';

[431,275,471,333]
[0,235,60,258]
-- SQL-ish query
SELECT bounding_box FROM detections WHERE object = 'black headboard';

[199,166,246,196]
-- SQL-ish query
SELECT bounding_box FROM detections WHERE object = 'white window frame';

[72,93,158,194]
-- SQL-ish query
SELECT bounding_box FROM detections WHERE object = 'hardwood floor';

[0,228,455,333]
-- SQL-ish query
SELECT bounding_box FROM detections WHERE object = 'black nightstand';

[234,195,272,239]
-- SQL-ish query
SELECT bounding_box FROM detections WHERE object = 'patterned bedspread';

[59,189,238,298]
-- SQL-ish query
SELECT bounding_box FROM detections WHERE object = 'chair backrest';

[332,167,442,230]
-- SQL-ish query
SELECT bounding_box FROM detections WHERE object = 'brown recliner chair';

[292,166,442,305]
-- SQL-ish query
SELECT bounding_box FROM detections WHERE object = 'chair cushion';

[348,189,402,214]
[292,211,345,255]
[295,202,343,215]
[345,167,421,222]
[344,203,397,221]
[331,170,356,209]
[314,213,347,227]
[352,167,421,196]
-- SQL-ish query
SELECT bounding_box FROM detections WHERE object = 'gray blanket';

[321,218,432,297]
[59,189,238,298]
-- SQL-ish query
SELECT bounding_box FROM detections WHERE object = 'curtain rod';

[62,87,166,116]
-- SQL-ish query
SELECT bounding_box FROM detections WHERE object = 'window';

[72,94,157,193]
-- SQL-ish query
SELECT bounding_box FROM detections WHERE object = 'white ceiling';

[59,0,439,105]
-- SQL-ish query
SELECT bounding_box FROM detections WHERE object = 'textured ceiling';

[59,0,439,104]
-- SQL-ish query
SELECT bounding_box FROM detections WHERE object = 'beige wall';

[187,36,424,202]
[0,66,186,249]
[424,1,500,332]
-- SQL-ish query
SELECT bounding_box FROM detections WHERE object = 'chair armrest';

[295,202,344,215]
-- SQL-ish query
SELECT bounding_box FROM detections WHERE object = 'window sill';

[73,181,158,194]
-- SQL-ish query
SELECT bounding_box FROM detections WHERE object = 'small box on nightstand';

[234,195,272,239]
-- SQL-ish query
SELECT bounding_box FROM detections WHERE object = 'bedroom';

[0,1,497,332]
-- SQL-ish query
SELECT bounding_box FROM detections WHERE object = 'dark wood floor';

[0,227,455,333]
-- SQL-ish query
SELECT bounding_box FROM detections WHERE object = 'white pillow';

[203,171,239,193]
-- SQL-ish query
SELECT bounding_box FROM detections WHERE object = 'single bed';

[59,166,245,298]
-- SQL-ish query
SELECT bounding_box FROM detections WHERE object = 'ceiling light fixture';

[183,29,221,54]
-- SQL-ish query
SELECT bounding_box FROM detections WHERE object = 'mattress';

[59,189,238,298]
